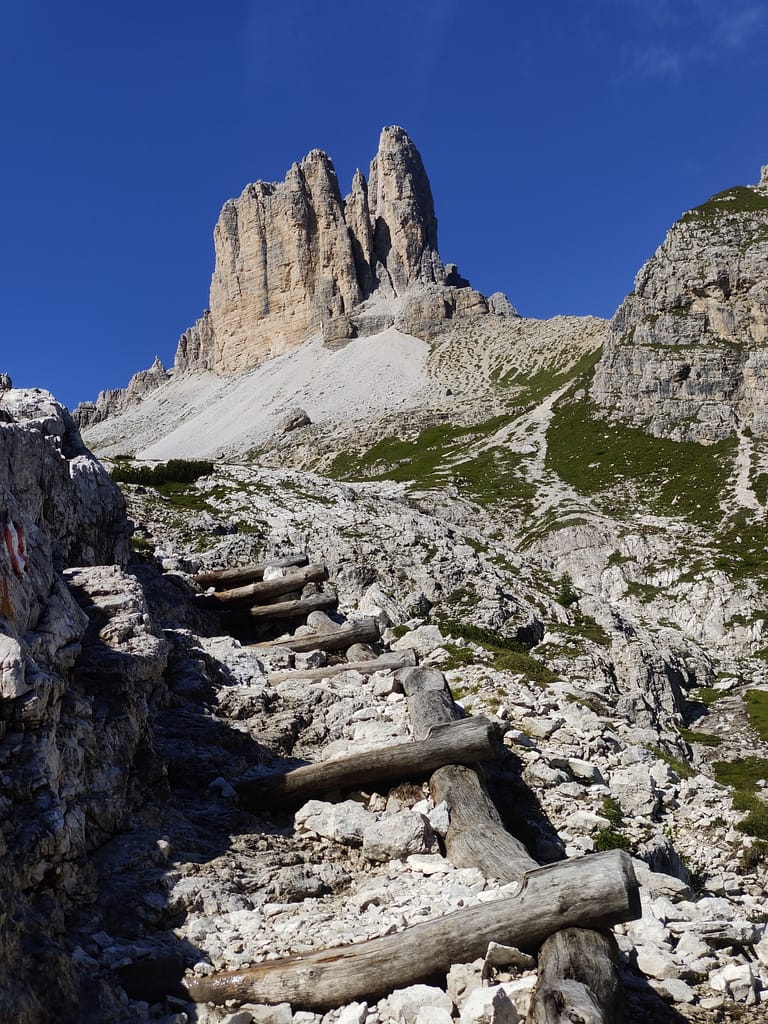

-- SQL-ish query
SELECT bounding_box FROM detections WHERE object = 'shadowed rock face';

[591,174,768,441]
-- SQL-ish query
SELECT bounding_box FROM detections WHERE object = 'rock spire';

[180,126,514,376]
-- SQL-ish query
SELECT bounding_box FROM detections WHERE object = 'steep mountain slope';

[592,165,768,443]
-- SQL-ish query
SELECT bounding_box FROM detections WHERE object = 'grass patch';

[440,643,478,671]
[713,757,768,840]
[498,346,603,403]
[648,746,694,779]
[693,687,726,706]
[745,689,768,741]
[111,458,214,486]
[677,726,723,747]
[680,185,768,224]
[593,828,632,853]
[438,619,558,686]
[546,395,736,528]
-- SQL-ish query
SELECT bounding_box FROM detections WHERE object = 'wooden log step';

[221,591,338,623]
[202,564,327,607]
[268,649,417,684]
[183,850,641,1009]
[247,617,380,654]
[236,716,499,809]
[400,666,625,1021]
[400,665,538,883]
[194,554,309,589]
[529,928,622,1024]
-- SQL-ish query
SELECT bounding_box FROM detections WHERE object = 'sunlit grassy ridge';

[545,393,736,526]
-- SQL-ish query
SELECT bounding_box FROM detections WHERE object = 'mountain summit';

[180,126,513,376]
[77,127,516,428]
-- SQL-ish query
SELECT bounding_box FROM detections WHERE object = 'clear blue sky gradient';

[2,1,767,409]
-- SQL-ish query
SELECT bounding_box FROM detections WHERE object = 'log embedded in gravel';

[400,664,538,881]
[183,850,640,1009]
[268,649,417,684]
[205,564,327,606]
[401,665,625,1021]
[528,928,622,1024]
[236,716,499,808]
[221,591,338,623]
[247,617,380,654]
[430,765,538,879]
[194,554,309,589]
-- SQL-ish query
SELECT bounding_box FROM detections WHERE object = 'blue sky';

[2,1,767,409]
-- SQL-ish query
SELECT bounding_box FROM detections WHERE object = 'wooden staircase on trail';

[186,553,640,1022]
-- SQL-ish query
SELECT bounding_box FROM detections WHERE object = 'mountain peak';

[174,128,515,377]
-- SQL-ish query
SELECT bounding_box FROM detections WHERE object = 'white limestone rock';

[362,810,436,862]
[295,800,376,845]
[458,984,521,1024]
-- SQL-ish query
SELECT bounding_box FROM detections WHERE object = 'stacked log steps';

[186,556,641,1019]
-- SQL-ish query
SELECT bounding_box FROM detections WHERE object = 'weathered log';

[183,850,640,1009]
[222,591,338,623]
[431,765,538,879]
[401,665,625,1021]
[236,716,499,809]
[205,564,327,606]
[194,554,308,589]
[248,617,380,654]
[268,649,417,684]
[528,928,622,1024]
[400,664,538,881]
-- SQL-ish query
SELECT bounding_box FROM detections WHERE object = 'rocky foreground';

[2,385,768,1023]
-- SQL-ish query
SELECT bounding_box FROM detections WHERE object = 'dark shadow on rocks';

[52,563,292,1021]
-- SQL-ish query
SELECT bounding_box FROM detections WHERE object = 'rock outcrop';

[203,125,510,374]
[0,387,168,1021]
[76,356,170,430]
[592,170,768,441]
[75,126,517,426]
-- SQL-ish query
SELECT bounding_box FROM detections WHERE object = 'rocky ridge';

[592,166,768,442]
[0,387,166,1021]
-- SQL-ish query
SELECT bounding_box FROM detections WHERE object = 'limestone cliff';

[592,168,768,441]
[75,126,517,426]
[204,124,509,373]
[0,387,167,1021]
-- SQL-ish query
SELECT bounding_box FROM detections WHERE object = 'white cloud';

[630,44,683,79]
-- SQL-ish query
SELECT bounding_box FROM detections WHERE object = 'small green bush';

[111,458,214,487]
[593,828,632,853]
[556,572,579,608]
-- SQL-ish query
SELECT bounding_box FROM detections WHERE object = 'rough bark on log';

[430,765,538,880]
[236,716,499,809]
[268,649,417,684]
[194,554,308,589]
[401,665,626,1022]
[221,591,338,622]
[183,851,640,1009]
[401,665,538,881]
[247,617,380,654]
[528,928,622,1024]
[205,564,327,606]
